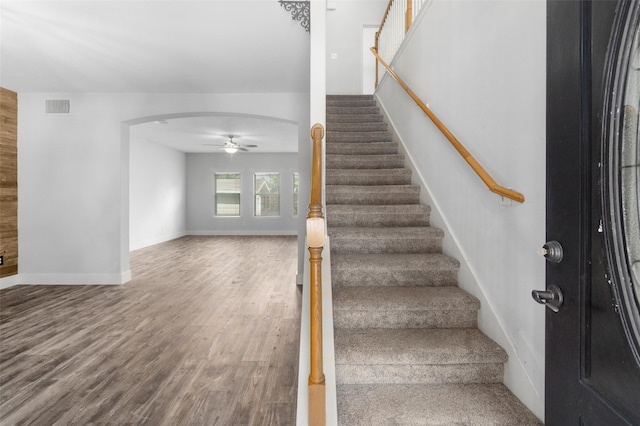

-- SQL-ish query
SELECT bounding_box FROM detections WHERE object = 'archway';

[120,111,305,282]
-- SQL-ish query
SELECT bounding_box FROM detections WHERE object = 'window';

[254,173,280,216]
[293,172,299,216]
[215,173,240,216]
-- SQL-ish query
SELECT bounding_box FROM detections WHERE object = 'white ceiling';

[0,0,310,153]
[130,113,299,153]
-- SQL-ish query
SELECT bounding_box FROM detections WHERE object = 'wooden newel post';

[307,123,326,425]
[405,0,413,33]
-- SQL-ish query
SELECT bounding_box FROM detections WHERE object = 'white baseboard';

[130,231,188,251]
[0,274,20,290]
[16,273,128,286]
[188,230,298,236]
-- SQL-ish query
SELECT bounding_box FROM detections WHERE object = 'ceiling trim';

[123,111,299,128]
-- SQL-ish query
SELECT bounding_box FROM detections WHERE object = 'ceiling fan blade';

[240,144,258,148]
[216,146,247,153]
[203,143,224,146]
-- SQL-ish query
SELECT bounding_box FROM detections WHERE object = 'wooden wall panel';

[0,87,18,278]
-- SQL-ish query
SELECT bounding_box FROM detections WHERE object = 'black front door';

[546,0,640,424]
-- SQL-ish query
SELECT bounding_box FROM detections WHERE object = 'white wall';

[326,0,388,94]
[129,136,186,251]
[15,92,309,285]
[186,153,298,235]
[375,0,546,419]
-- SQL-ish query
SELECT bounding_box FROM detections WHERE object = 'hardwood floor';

[0,236,301,425]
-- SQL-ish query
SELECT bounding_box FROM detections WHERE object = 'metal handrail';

[371,48,525,203]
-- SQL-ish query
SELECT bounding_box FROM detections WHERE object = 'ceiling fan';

[204,135,257,153]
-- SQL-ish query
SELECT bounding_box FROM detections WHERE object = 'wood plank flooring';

[0,236,301,425]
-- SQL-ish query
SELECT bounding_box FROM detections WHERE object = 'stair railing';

[307,123,326,425]
[374,0,427,88]
[370,48,525,203]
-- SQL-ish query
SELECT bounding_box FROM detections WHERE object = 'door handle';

[532,285,564,312]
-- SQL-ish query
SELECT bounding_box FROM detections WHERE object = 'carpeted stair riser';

[331,253,459,287]
[327,142,399,155]
[329,227,443,254]
[326,204,430,227]
[334,309,478,329]
[327,122,389,132]
[333,286,479,329]
[327,155,404,170]
[326,131,392,142]
[326,185,420,205]
[327,113,383,123]
[336,363,505,386]
[326,169,411,186]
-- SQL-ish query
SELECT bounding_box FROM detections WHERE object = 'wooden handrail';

[307,123,326,425]
[371,48,525,203]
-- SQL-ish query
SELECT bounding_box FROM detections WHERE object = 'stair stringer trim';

[375,95,544,421]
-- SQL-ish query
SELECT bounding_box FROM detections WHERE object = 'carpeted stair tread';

[336,383,542,426]
[327,94,374,102]
[326,100,377,108]
[326,204,430,227]
[335,328,507,366]
[328,226,443,254]
[326,169,411,186]
[333,286,479,329]
[331,253,459,287]
[327,141,399,155]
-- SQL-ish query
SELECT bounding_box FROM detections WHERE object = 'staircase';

[325,95,541,425]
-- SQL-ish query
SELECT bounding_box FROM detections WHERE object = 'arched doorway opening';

[120,112,303,281]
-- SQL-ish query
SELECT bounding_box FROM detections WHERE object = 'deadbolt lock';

[539,240,564,263]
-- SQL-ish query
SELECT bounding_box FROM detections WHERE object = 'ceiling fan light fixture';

[224,147,238,154]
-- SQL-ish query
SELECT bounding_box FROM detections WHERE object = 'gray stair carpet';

[326,95,541,425]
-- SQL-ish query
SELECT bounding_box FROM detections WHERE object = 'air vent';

[45,99,70,114]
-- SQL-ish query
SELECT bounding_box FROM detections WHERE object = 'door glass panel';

[621,23,640,315]
[606,8,640,365]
